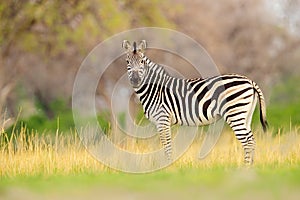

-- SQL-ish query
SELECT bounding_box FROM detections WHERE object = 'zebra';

[122,40,268,164]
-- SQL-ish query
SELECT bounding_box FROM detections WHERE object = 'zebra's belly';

[171,112,221,127]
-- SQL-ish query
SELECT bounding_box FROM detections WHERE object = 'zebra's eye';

[140,60,144,64]
[126,60,130,64]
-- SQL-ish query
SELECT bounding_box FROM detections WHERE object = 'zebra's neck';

[133,56,171,120]
[134,56,170,92]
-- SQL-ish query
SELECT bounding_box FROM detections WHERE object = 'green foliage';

[270,76,300,105]
[117,112,126,130]
[135,107,150,126]
[0,0,174,56]
[5,99,113,136]
[268,76,300,130]
[6,99,74,135]
[97,111,111,134]
[252,75,300,132]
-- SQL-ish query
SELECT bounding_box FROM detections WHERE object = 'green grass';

[1,166,300,200]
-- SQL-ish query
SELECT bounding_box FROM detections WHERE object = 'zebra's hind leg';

[243,96,258,165]
[234,127,256,165]
[226,115,256,165]
[242,131,256,165]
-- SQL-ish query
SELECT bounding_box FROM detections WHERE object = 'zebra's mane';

[143,55,206,84]
[133,42,137,54]
[144,55,170,77]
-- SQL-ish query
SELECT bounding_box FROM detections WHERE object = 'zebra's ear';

[138,40,147,52]
[122,40,131,51]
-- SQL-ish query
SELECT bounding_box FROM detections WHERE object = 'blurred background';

[0,0,299,134]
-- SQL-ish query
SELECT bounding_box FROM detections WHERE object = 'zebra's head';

[122,40,147,88]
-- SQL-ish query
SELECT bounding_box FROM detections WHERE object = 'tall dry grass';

[1,124,300,177]
[174,126,300,168]
[0,127,108,178]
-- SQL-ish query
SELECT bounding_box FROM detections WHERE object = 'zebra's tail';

[253,82,268,132]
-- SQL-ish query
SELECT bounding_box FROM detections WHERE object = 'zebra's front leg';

[156,118,172,160]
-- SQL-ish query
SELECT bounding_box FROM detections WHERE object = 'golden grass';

[1,125,300,178]
[174,127,300,168]
[0,128,107,178]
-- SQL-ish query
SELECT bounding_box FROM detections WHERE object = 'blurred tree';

[170,0,300,87]
[0,0,172,56]
[0,0,173,123]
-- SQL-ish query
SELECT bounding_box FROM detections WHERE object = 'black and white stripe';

[122,40,268,164]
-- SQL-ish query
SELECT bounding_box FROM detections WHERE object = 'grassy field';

[1,125,300,200]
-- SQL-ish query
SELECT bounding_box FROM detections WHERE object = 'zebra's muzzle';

[130,73,141,88]
[130,78,141,88]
